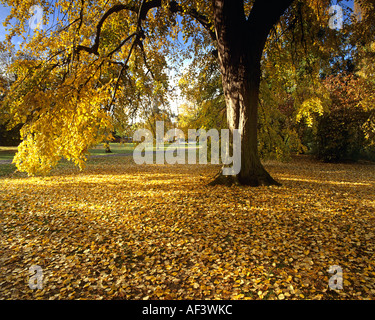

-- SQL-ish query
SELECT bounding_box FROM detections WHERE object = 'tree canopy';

[0,0,374,179]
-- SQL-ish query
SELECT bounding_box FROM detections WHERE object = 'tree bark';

[104,141,112,153]
[210,0,293,186]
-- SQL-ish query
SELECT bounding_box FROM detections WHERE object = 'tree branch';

[75,0,216,58]
[107,34,139,111]
[75,4,133,56]
[246,0,295,45]
[169,1,216,40]
[107,32,138,58]
[137,40,155,79]
[75,0,163,57]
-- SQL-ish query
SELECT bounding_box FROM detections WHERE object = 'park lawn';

[0,143,136,161]
[0,142,198,162]
[89,143,136,156]
[90,142,200,155]
[0,155,374,300]
[0,147,18,176]
[0,146,18,161]
[0,163,17,176]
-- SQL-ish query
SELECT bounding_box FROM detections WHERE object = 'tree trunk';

[104,141,112,153]
[210,0,293,186]
[211,52,279,186]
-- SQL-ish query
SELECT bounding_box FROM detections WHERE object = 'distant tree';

[316,73,375,162]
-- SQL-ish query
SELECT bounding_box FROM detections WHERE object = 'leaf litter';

[0,156,374,299]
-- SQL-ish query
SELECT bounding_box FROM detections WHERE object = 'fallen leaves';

[0,155,374,299]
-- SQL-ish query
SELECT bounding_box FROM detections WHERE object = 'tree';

[0,48,22,146]
[209,0,295,186]
[0,0,372,183]
[177,0,375,167]
[316,73,375,162]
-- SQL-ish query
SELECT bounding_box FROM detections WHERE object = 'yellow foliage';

[296,97,325,127]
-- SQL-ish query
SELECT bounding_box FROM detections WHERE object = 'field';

[0,146,374,300]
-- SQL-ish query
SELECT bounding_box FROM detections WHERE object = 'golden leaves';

[9,64,114,176]
[0,155,375,299]
[296,97,325,127]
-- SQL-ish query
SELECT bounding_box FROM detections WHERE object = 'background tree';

[316,73,375,162]
[0,48,22,146]
[178,53,226,135]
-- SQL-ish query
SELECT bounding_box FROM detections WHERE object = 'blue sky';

[0,4,56,47]
[0,4,34,47]
[0,4,11,42]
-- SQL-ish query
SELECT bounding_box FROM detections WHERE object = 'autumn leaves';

[0,156,374,299]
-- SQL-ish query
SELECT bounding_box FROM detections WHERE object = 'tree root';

[208,170,281,187]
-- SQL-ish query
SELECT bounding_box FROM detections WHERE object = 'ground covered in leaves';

[0,156,374,300]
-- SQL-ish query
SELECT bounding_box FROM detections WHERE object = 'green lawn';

[0,143,136,161]
[0,142,200,160]
[0,163,16,176]
[89,142,136,155]
[0,146,18,161]
[0,142,201,177]
[90,142,199,155]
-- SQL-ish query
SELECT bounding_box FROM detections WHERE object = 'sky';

[0,5,11,42]
[0,4,57,47]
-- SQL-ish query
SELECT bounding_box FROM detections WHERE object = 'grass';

[0,147,17,176]
[0,163,16,176]
[0,146,18,161]
[0,142,199,161]
[0,142,203,178]
[89,143,136,156]
[0,143,137,161]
